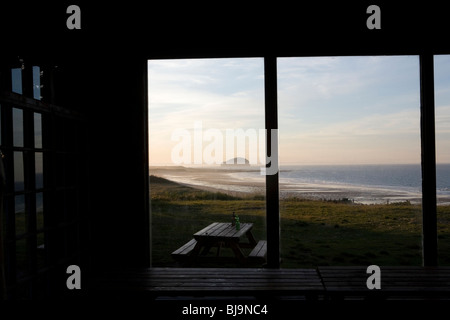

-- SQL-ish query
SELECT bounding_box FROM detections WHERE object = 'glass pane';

[434,54,450,265]
[36,192,44,230]
[15,195,26,235]
[34,113,42,148]
[11,68,22,94]
[278,56,422,267]
[35,152,43,189]
[13,108,24,147]
[148,58,266,267]
[14,151,24,191]
[32,66,41,100]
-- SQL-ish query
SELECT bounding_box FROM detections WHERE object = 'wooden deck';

[89,266,450,301]
[318,266,450,300]
[91,268,324,299]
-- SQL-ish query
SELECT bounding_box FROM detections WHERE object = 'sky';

[148,55,450,166]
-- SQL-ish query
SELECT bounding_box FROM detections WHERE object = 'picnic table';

[172,222,267,266]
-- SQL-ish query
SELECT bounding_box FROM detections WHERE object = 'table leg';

[246,231,257,247]
[201,245,212,255]
[216,241,224,257]
[187,240,203,266]
[229,242,246,265]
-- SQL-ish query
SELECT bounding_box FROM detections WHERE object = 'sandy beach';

[149,166,438,205]
[150,166,265,198]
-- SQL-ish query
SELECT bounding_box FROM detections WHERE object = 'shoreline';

[149,166,450,205]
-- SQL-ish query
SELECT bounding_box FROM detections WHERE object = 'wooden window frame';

[1,60,87,298]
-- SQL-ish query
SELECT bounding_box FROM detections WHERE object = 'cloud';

[147,56,448,165]
[436,106,450,133]
[276,56,423,164]
[148,58,265,164]
[279,108,422,165]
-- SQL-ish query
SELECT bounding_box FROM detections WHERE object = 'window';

[10,63,43,100]
[434,54,450,265]
[13,108,23,148]
[278,56,423,267]
[11,68,22,95]
[148,58,267,267]
[32,66,42,100]
[13,151,24,191]
[1,61,87,297]
[147,55,449,269]
[34,113,42,149]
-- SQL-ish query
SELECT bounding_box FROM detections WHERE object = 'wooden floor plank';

[90,266,450,300]
[317,266,450,299]
[90,267,325,297]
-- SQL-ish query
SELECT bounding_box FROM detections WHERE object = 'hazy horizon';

[148,162,450,168]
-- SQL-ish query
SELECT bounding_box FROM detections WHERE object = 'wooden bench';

[248,240,267,264]
[171,239,197,262]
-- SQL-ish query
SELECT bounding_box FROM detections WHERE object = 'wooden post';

[420,54,438,266]
[0,65,12,92]
[41,65,56,104]
[21,63,33,98]
[264,56,280,268]
[0,119,6,299]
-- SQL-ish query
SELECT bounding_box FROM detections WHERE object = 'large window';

[148,58,267,267]
[277,56,424,267]
[4,104,47,295]
[1,60,86,298]
[147,55,450,269]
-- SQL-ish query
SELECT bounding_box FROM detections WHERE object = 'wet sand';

[148,166,440,205]
[150,166,265,198]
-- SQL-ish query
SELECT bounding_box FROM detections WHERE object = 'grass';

[150,175,450,268]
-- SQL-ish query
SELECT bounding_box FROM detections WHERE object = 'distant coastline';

[149,164,450,205]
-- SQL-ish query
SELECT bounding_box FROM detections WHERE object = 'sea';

[227,164,450,205]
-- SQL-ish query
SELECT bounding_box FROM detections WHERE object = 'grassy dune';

[150,175,450,268]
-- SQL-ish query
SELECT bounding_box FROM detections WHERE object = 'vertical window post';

[22,64,33,99]
[420,54,438,266]
[264,56,280,268]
